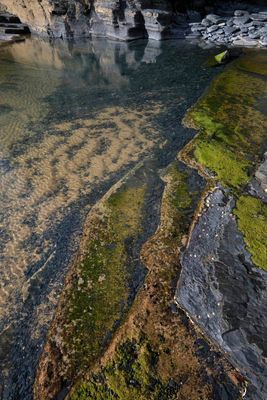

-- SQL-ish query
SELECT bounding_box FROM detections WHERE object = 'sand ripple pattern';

[0,102,162,330]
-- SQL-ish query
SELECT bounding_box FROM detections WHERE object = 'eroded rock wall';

[0,0,203,40]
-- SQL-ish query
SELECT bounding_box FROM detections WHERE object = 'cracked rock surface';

[176,188,267,400]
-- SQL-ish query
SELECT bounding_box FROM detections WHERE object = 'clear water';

[0,37,219,399]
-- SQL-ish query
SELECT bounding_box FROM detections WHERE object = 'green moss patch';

[183,51,267,190]
[53,184,146,380]
[234,196,267,271]
[71,338,179,400]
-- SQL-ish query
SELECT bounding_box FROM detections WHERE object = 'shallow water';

[0,37,219,399]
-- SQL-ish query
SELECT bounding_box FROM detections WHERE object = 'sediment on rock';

[176,50,267,400]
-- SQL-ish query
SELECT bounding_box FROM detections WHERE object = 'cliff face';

[0,0,189,40]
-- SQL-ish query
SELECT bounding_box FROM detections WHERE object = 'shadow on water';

[0,36,220,399]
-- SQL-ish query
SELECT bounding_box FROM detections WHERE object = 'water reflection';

[0,37,216,399]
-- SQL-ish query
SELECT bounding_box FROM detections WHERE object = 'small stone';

[248,31,261,39]
[78,277,84,286]
[233,16,251,26]
[259,36,267,46]
[206,14,225,24]
[252,20,265,27]
[250,13,267,22]
[234,10,249,17]
[207,25,219,33]
[224,26,239,35]
[259,26,267,34]
[201,18,212,27]
[98,274,106,283]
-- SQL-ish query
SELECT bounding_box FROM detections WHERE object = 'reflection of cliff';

[0,37,161,152]
[0,0,187,40]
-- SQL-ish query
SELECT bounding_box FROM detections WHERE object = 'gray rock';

[250,13,267,21]
[232,37,259,46]
[226,18,234,27]
[259,36,267,46]
[259,26,267,34]
[233,16,251,26]
[252,20,265,27]
[234,10,249,17]
[255,152,267,192]
[207,24,219,33]
[176,188,267,400]
[248,31,261,39]
[201,18,212,27]
[191,26,205,33]
[206,14,225,24]
[223,26,240,35]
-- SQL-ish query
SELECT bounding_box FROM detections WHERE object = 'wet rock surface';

[176,188,267,400]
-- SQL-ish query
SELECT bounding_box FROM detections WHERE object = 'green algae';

[71,338,178,400]
[183,51,267,190]
[194,140,250,188]
[59,184,146,377]
[234,196,267,271]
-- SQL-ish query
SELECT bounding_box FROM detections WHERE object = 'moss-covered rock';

[182,50,267,272]
[234,195,267,271]
[182,51,267,191]
[34,181,147,399]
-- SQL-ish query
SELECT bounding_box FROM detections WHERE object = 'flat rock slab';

[176,188,267,400]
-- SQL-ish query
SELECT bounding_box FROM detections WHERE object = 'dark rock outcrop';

[176,189,267,400]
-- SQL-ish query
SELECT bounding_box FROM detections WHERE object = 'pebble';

[207,25,219,33]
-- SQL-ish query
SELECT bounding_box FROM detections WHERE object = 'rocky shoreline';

[187,9,267,47]
[0,0,266,46]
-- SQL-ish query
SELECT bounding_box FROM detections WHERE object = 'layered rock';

[0,0,188,40]
[187,9,267,46]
